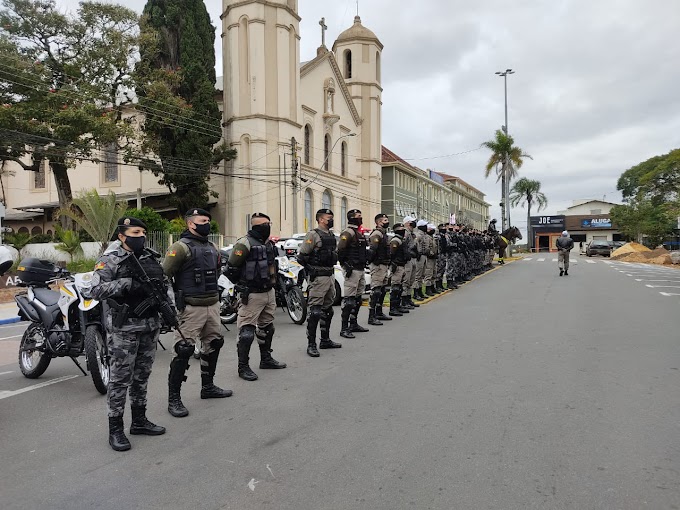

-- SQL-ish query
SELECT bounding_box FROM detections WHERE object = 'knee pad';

[209,336,225,350]
[174,340,194,360]
[341,296,356,310]
[323,307,334,321]
[310,306,324,320]
[239,325,256,344]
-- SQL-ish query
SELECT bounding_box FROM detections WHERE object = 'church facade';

[217,0,383,242]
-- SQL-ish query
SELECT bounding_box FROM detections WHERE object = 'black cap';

[437,223,445,229]
[375,213,388,222]
[185,208,212,220]
[316,208,333,216]
[112,216,147,240]
[393,223,405,230]
[347,208,361,220]
[251,212,271,221]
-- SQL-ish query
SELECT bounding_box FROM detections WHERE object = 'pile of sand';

[611,244,673,265]
[611,242,650,258]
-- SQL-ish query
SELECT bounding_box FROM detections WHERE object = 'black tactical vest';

[176,238,219,297]
[115,250,166,318]
[391,236,407,266]
[345,228,367,267]
[308,229,338,269]
[371,228,391,265]
[242,236,275,292]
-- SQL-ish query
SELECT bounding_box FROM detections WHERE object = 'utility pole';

[291,137,298,233]
[495,68,515,233]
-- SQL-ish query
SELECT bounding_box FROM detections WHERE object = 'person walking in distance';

[89,217,167,451]
[337,209,373,333]
[368,213,395,321]
[163,208,232,419]
[297,209,342,355]
[556,230,574,276]
[225,213,287,381]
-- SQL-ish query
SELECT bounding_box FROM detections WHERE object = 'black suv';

[586,240,612,257]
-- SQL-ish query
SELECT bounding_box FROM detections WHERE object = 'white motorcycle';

[13,258,109,395]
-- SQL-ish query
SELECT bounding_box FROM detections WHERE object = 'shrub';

[66,258,98,274]
[30,233,54,243]
[124,207,171,232]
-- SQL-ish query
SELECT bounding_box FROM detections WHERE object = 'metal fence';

[146,232,225,260]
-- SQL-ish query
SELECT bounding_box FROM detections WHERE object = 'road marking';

[660,292,680,297]
[0,375,80,400]
[604,261,614,265]
[635,279,680,283]
[523,258,533,261]
[0,335,22,341]
[538,258,545,262]
[0,371,13,376]
[586,260,596,264]
[552,259,557,262]
[645,285,680,289]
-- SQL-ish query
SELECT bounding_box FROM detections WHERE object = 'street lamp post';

[495,68,514,233]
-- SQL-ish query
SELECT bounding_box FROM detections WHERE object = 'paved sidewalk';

[0,302,20,324]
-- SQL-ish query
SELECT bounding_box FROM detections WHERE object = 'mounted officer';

[368,213,394,324]
[89,216,167,451]
[226,213,286,381]
[297,208,342,356]
[162,208,232,419]
[488,219,498,234]
[337,209,372,334]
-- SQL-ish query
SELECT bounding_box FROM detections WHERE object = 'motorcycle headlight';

[278,259,290,272]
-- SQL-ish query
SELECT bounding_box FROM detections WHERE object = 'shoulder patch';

[305,239,313,244]
[95,262,106,271]
[340,235,348,240]
[234,249,243,256]
[167,250,176,257]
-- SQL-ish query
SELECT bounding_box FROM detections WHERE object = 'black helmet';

[490,219,497,223]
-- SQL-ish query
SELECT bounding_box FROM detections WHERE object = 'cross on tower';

[319,17,327,47]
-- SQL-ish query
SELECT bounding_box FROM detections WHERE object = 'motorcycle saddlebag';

[16,258,59,286]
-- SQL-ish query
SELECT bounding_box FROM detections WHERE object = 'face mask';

[252,224,271,240]
[418,225,427,232]
[349,217,363,226]
[125,235,146,255]
[382,222,390,229]
[194,222,211,237]
[409,222,417,229]
[439,230,446,234]
[395,230,405,238]
[327,219,334,229]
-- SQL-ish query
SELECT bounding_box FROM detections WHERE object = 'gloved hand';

[344,265,354,278]
[129,279,147,295]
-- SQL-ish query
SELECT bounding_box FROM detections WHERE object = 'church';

[216,0,384,242]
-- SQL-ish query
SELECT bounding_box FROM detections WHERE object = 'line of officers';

[89,207,496,452]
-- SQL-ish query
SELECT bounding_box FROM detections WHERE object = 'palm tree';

[510,177,548,252]
[59,189,128,254]
[55,230,83,263]
[482,129,532,230]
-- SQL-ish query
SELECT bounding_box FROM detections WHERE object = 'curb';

[0,317,21,325]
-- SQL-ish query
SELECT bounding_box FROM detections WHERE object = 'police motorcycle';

[218,248,239,325]
[12,258,109,394]
[274,248,307,325]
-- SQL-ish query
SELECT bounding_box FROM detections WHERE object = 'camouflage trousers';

[436,255,447,281]
[446,253,458,282]
[107,326,159,418]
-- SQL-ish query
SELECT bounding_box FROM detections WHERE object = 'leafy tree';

[4,231,32,257]
[135,0,235,213]
[482,129,532,229]
[509,178,548,252]
[611,199,676,248]
[0,0,140,225]
[124,207,170,232]
[617,149,680,205]
[55,230,82,262]
[59,189,127,251]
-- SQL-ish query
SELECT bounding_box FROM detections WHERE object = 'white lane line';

[645,285,680,289]
[0,335,23,340]
[552,259,558,262]
[0,371,13,376]
[0,375,79,400]
[538,258,546,262]
[586,260,596,264]
[660,292,680,297]
[604,261,614,265]
[635,279,680,283]
[523,258,533,261]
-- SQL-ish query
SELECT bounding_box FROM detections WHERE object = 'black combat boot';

[424,285,435,297]
[564,270,569,276]
[259,325,287,369]
[406,293,420,307]
[237,326,258,381]
[350,298,371,331]
[168,357,189,418]
[412,288,424,301]
[307,306,321,356]
[319,307,342,349]
[375,287,392,321]
[367,292,383,326]
[339,298,355,338]
[130,406,166,436]
[395,287,411,313]
[389,289,404,316]
[201,346,234,397]
[559,269,563,276]
[109,416,131,451]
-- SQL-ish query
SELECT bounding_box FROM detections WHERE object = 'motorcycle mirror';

[0,260,11,277]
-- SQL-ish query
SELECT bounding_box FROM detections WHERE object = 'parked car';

[611,241,626,250]
[586,240,612,257]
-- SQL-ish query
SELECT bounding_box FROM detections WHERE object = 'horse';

[495,226,522,265]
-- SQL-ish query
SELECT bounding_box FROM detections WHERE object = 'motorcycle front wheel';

[285,286,307,325]
[220,296,238,325]
[84,325,109,395]
[18,323,51,379]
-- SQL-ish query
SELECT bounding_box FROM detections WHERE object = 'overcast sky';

[59,0,680,233]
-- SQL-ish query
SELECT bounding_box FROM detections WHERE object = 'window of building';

[341,197,347,228]
[104,142,119,183]
[34,159,46,189]
[31,226,42,235]
[344,49,352,79]
[241,135,251,189]
[341,141,347,176]
[324,134,331,171]
[304,124,311,165]
[304,189,313,230]
[376,51,381,82]
[322,189,332,211]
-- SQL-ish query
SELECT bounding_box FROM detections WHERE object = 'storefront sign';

[581,218,612,228]
[530,215,565,229]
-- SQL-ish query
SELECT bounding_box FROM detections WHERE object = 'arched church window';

[304,189,313,231]
[340,197,348,228]
[341,141,347,177]
[322,189,333,210]
[376,51,381,82]
[344,49,352,79]
[324,134,331,171]
[304,124,312,165]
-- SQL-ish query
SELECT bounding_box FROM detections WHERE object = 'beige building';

[217,1,383,241]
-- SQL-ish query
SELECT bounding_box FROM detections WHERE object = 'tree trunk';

[500,167,507,231]
[50,160,73,229]
[527,200,532,252]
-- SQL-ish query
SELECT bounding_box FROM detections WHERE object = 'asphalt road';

[1,257,679,510]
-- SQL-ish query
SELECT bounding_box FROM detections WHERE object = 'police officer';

[89,217,166,451]
[435,224,449,292]
[297,208,342,355]
[445,223,459,290]
[488,218,498,234]
[226,213,286,380]
[413,219,429,300]
[368,213,394,323]
[388,223,410,316]
[163,208,231,419]
[400,216,419,309]
[423,223,437,296]
[337,209,372,334]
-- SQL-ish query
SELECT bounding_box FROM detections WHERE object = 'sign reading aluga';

[581,218,612,228]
